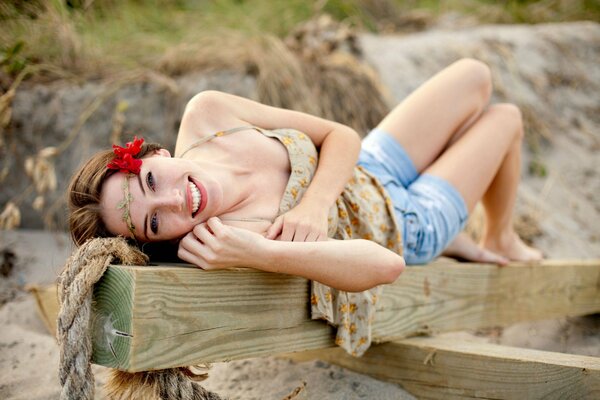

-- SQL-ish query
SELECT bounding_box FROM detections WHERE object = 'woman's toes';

[442,233,509,265]
[482,232,544,262]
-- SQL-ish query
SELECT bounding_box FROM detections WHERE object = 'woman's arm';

[261,236,405,292]
[178,217,405,292]
[178,91,362,242]
[265,125,360,242]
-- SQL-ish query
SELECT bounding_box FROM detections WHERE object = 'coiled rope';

[57,237,224,400]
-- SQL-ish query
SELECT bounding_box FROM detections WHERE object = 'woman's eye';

[146,172,156,191]
[150,213,158,234]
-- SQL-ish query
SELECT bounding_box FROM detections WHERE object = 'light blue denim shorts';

[357,128,469,265]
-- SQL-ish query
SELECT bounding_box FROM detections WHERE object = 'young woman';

[68,58,542,294]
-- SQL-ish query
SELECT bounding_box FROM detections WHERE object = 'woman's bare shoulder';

[174,91,244,156]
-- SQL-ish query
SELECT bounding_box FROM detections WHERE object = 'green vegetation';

[1,0,599,82]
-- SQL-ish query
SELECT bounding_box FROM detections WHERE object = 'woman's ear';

[154,148,171,157]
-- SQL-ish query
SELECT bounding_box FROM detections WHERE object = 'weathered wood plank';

[92,264,334,370]
[91,259,600,371]
[373,259,600,342]
[305,337,600,399]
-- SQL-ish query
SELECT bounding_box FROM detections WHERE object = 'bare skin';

[376,58,542,262]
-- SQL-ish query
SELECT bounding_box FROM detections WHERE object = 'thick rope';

[107,369,224,400]
[57,237,225,400]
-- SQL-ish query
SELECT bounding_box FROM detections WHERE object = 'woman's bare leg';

[425,104,542,261]
[375,58,541,261]
[376,58,492,173]
[376,58,510,262]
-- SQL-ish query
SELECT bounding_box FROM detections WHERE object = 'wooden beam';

[91,259,600,371]
[304,337,600,399]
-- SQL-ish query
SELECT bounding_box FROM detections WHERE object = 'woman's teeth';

[189,181,201,215]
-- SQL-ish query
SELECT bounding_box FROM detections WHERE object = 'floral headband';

[107,137,144,239]
[107,136,144,174]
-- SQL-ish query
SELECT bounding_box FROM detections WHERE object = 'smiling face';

[99,150,224,242]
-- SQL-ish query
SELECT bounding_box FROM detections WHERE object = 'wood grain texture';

[373,259,600,342]
[90,259,600,371]
[92,266,135,368]
[314,337,600,399]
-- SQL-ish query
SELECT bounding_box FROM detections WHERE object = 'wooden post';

[304,337,600,399]
[91,259,600,372]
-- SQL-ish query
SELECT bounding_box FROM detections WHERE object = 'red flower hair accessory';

[107,136,144,174]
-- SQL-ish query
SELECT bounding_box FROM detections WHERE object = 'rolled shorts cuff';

[414,174,469,227]
[404,174,469,264]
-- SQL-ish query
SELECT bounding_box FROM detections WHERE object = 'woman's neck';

[193,156,256,216]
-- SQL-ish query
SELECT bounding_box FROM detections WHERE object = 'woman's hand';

[178,217,264,270]
[265,201,329,242]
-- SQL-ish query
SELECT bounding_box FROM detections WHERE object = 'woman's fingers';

[282,222,309,242]
[292,224,310,242]
[206,216,226,236]
[180,225,221,268]
[266,217,284,240]
[280,221,296,241]
[193,222,217,246]
[306,231,321,242]
[192,217,232,248]
[177,246,201,268]
[180,231,203,253]
[278,219,326,242]
[178,236,209,269]
[268,210,328,242]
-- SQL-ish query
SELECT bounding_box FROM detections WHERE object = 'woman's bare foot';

[481,230,543,262]
[442,233,509,265]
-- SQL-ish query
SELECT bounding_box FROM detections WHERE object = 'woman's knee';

[451,58,493,106]
[487,103,524,141]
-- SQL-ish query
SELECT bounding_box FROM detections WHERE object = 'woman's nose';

[154,189,184,211]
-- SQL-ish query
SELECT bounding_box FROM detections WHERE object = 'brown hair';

[67,142,164,246]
